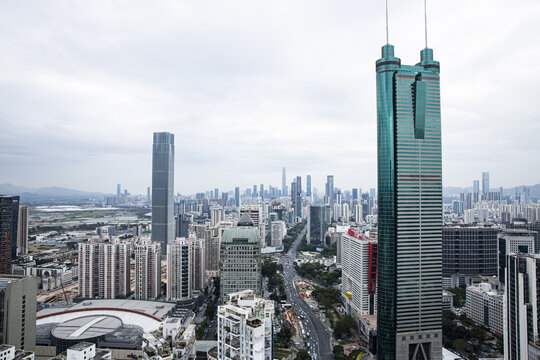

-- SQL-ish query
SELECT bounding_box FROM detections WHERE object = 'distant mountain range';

[0,183,106,201]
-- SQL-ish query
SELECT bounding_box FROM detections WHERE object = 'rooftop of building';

[0,274,30,284]
[443,223,498,229]
[237,213,255,226]
[194,340,218,353]
[0,344,13,352]
[359,315,377,330]
[68,341,94,351]
[37,299,175,333]
[500,228,537,235]
[51,315,123,341]
[467,283,503,298]
[221,227,260,244]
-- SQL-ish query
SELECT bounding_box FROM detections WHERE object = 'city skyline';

[0,1,539,194]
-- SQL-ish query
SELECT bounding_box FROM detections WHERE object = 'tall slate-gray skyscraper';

[306,175,312,197]
[376,41,443,359]
[152,132,174,255]
[282,167,287,196]
[234,187,240,207]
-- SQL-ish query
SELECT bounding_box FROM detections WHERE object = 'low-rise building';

[0,344,34,360]
[442,290,454,311]
[465,283,503,335]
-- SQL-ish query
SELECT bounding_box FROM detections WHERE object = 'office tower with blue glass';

[152,132,175,255]
[376,42,443,359]
[306,175,312,198]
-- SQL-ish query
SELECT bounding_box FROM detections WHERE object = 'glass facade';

[376,44,442,360]
[152,132,175,255]
[0,196,19,272]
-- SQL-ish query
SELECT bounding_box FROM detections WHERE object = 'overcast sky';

[0,1,539,195]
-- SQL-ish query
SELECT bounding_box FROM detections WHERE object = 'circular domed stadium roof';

[51,315,122,341]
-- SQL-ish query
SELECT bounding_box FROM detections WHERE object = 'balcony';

[225,338,241,350]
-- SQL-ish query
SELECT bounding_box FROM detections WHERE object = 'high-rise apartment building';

[482,172,490,195]
[0,195,19,271]
[282,167,287,196]
[210,206,224,227]
[442,225,498,277]
[17,205,28,256]
[291,176,302,220]
[326,175,334,205]
[342,203,350,222]
[270,221,286,247]
[341,229,378,321]
[0,275,37,352]
[306,175,312,197]
[183,235,206,292]
[135,240,162,300]
[376,42,443,359]
[498,229,536,284]
[504,253,540,360]
[167,239,192,300]
[152,132,175,255]
[217,290,274,360]
[472,180,480,203]
[307,204,326,245]
[220,214,261,302]
[354,203,363,223]
[117,183,121,196]
[78,240,131,299]
[175,213,191,238]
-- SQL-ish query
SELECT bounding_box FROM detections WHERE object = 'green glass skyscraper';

[376,43,443,360]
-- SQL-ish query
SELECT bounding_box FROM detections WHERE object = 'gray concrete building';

[17,205,28,256]
[0,275,37,352]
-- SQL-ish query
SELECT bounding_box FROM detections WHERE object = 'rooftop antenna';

[385,0,389,44]
[424,0,428,48]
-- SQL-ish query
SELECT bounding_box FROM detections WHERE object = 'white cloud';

[0,0,538,194]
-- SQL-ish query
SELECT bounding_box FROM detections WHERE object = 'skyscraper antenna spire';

[424,0,428,48]
[385,0,389,44]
